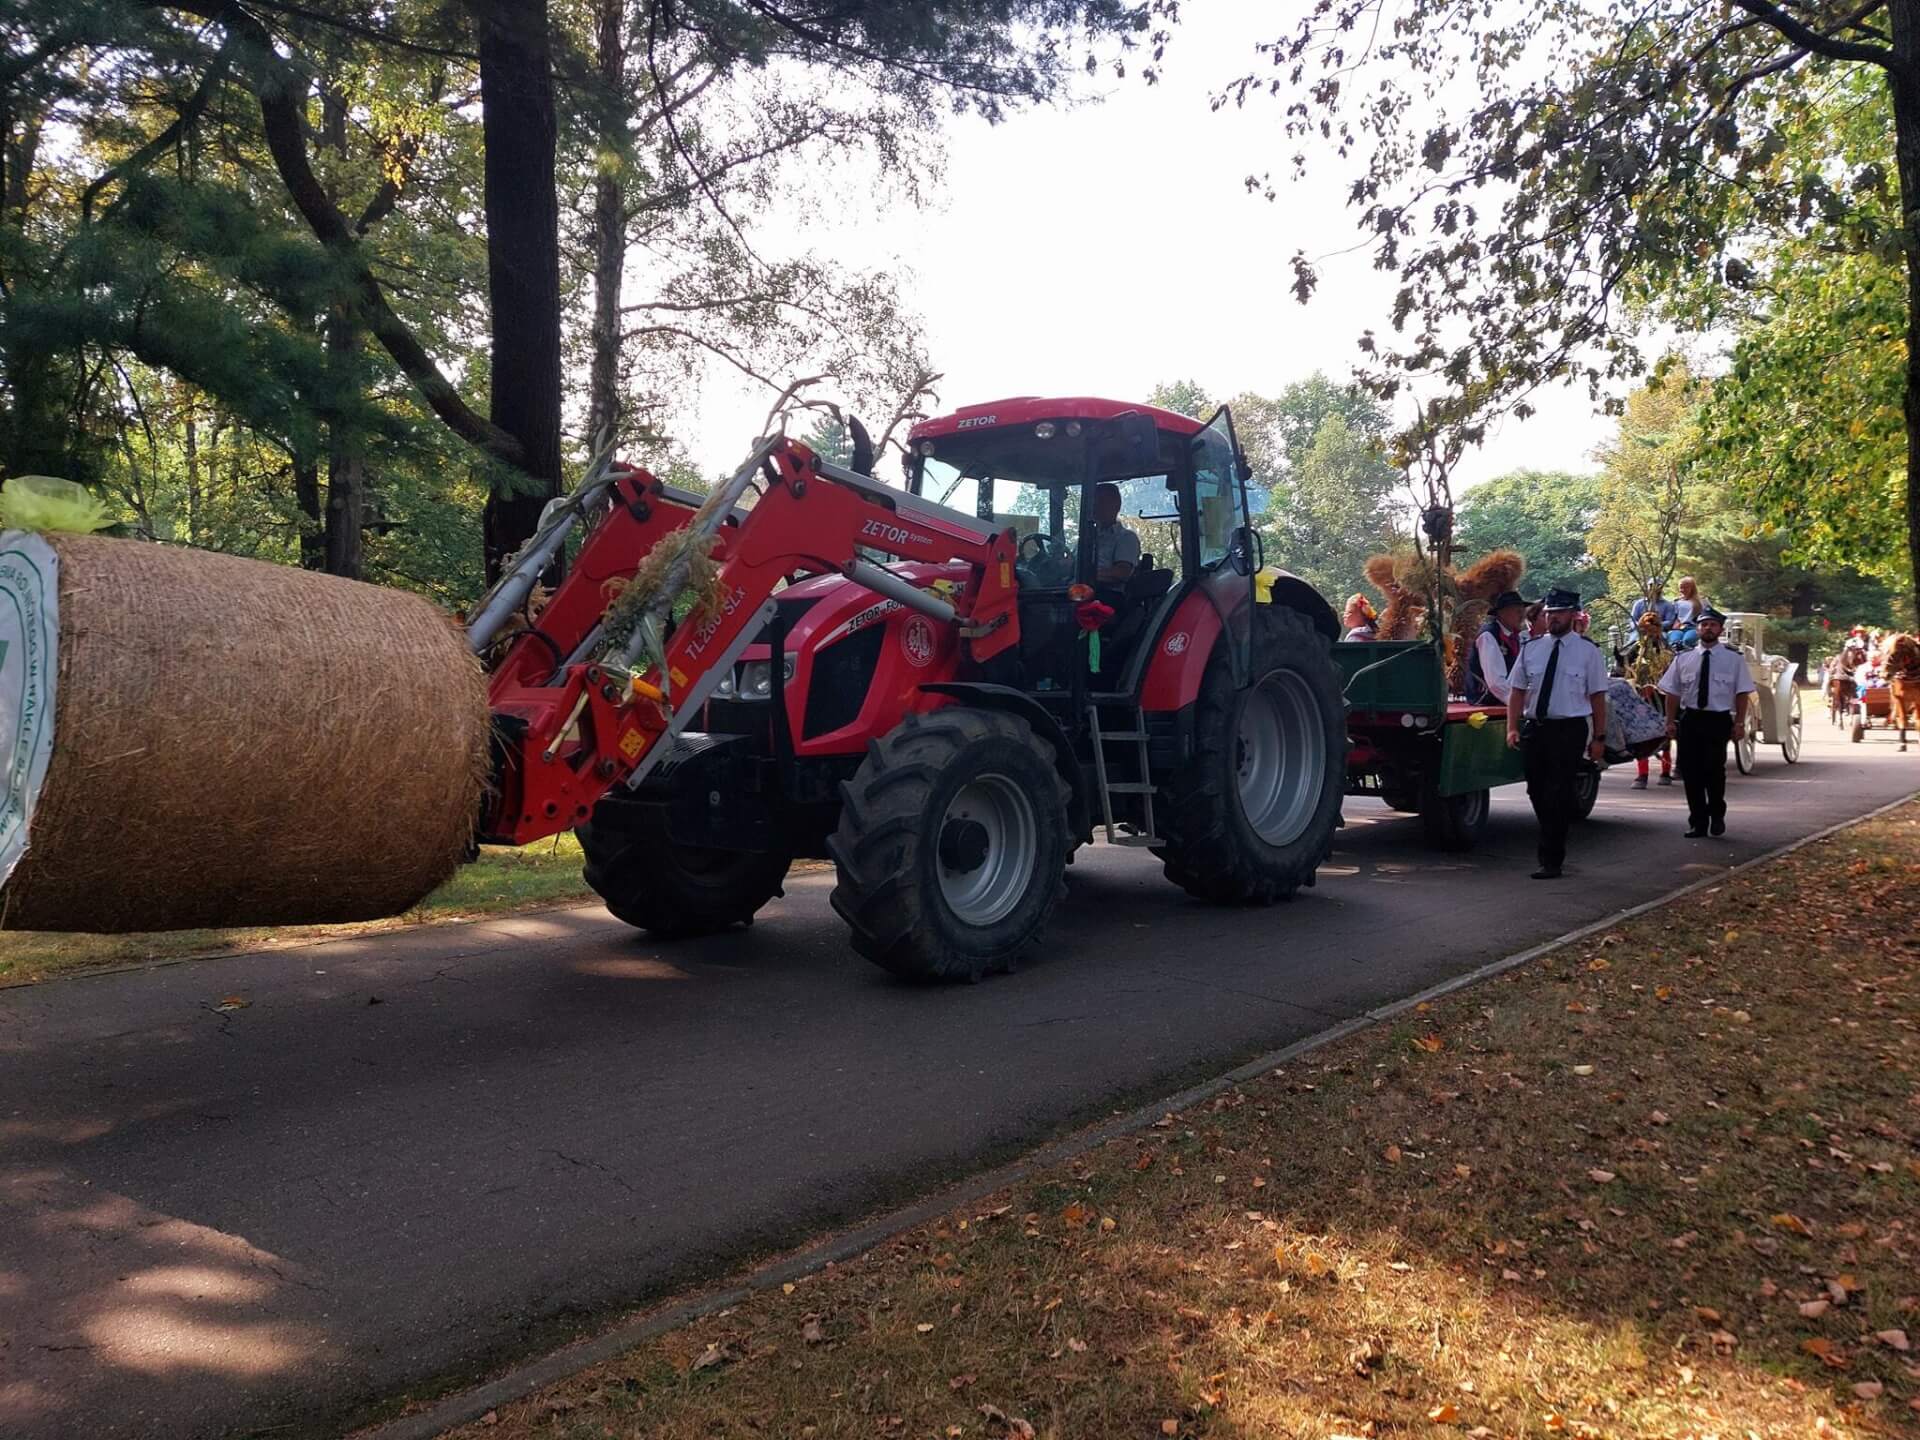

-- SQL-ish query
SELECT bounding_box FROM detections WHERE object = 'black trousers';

[1521,717,1588,869]
[1677,709,1734,828]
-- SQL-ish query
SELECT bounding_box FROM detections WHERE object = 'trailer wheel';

[1572,763,1601,821]
[830,707,1070,982]
[1420,783,1489,851]
[1380,786,1422,815]
[1154,605,1345,904]
[578,802,791,938]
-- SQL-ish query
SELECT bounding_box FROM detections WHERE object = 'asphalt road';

[2,719,1911,1439]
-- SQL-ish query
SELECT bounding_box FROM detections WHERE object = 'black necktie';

[1697,647,1711,709]
[1536,637,1561,718]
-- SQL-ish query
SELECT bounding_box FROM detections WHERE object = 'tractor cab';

[904,398,1263,703]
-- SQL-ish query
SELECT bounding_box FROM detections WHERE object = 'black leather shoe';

[1684,827,1707,838]
[1530,866,1564,880]
[1709,817,1726,836]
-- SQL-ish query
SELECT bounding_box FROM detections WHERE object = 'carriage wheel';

[1734,705,1760,774]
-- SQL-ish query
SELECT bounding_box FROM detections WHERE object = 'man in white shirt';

[1090,483,1142,583]
[1466,589,1528,703]
[1656,606,1756,838]
[1505,588,1610,880]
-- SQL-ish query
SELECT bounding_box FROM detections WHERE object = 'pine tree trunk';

[325,314,365,578]
[1892,2,1920,628]
[294,454,324,568]
[182,399,201,547]
[585,0,627,452]
[476,0,565,582]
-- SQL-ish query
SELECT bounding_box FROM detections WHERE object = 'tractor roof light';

[1034,421,1057,439]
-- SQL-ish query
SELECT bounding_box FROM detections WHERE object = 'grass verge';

[0,836,593,986]
[440,806,1920,1440]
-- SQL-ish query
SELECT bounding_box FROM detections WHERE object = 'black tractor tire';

[1419,783,1489,851]
[1572,763,1601,821]
[1153,605,1346,904]
[578,801,791,939]
[829,707,1071,983]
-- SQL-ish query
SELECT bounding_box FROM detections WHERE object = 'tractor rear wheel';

[578,800,791,938]
[1154,605,1345,904]
[830,707,1071,982]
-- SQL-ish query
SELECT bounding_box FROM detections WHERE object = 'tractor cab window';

[912,431,1087,588]
[1191,412,1242,570]
[1063,473,1175,584]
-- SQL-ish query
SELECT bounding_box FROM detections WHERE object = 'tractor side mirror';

[1091,412,1161,480]
[1227,525,1262,577]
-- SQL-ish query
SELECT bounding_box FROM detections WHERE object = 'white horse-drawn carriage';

[1721,612,1804,771]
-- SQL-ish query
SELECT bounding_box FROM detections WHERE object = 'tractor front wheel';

[830,707,1071,982]
[578,801,792,938]
[1154,605,1345,904]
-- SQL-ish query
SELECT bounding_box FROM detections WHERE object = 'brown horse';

[1886,634,1920,750]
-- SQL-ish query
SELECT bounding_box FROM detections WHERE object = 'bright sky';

[679,4,1616,491]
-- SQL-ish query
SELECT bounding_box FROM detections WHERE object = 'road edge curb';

[360,786,1920,1440]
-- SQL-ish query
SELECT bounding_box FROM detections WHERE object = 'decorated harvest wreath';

[1362,547,1527,695]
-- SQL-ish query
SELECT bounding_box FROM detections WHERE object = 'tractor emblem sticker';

[1163,631,1190,656]
[903,617,937,667]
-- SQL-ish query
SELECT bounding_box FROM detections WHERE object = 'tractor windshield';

[910,429,1084,583]
[910,423,1184,587]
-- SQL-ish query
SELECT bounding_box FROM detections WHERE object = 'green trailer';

[1334,640,1598,850]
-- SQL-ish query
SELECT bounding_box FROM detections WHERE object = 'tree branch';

[144,0,526,468]
[81,33,237,222]
[1725,0,1893,66]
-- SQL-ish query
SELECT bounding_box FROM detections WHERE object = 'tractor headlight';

[738,654,796,701]
[1034,421,1057,439]
[712,672,737,700]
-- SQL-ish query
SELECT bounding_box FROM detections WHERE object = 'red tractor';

[470,398,1347,981]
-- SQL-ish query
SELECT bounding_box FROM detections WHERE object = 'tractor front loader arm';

[478,436,1020,848]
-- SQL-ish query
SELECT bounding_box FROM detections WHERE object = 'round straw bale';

[2,533,489,932]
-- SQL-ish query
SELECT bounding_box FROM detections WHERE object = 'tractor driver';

[1091,482,1141,584]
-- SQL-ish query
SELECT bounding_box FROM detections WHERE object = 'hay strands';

[606,434,786,687]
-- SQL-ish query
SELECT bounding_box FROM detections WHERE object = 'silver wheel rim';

[1235,669,1326,847]
[1738,712,1757,771]
[1784,691,1802,761]
[937,773,1037,927]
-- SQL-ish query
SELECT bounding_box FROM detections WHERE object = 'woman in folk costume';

[1626,609,1675,787]
[1342,593,1380,642]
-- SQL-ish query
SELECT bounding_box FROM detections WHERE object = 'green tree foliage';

[0,0,1168,601]
[1589,373,1707,613]
[1687,75,1907,583]
[1242,0,1920,622]
[1587,370,1902,644]
[1455,470,1607,602]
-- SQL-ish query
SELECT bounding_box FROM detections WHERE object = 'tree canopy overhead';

[0,0,1172,593]
[1235,0,1920,620]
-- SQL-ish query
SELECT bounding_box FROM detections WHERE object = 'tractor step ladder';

[1088,707,1160,847]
